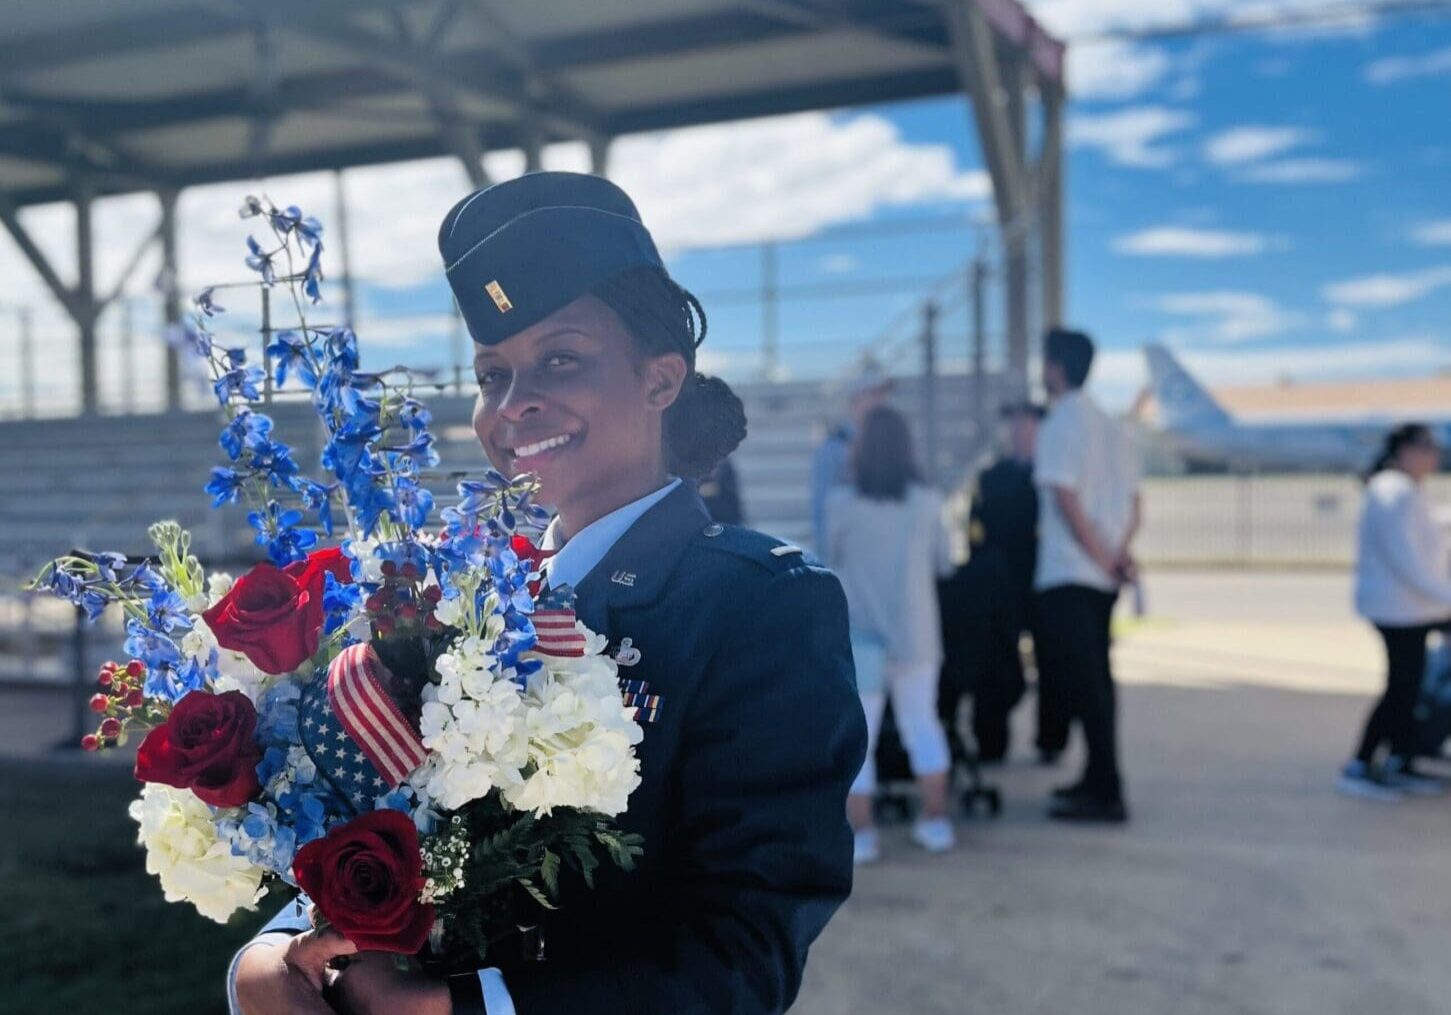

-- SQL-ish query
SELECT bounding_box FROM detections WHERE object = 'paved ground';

[796,569,1451,1015]
[8,569,1450,1014]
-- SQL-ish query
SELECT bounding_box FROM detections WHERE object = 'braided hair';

[591,266,747,480]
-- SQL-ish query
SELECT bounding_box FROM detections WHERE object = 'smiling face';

[471,294,687,536]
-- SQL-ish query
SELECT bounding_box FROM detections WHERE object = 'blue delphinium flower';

[45,568,109,620]
[146,589,194,633]
[124,618,183,680]
[245,235,276,284]
[302,243,323,304]
[322,572,362,636]
[220,409,273,460]
[128,562,169,593]
[398,398,431,431]
[91,551,128,582]
[265,331,317,389]
[214,365,265,405]
[206,467,245,507]
[247,502,317,565]
[247,438,301,491]
[166,655,211,698]
[390,477,434,530]
[297,479,337,536]
[195,287,225,317]
[386,433,440,474]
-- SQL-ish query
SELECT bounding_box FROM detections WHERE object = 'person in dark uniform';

[698,455,744,524]
[230,172,867,1015]
[958,401,1044,763]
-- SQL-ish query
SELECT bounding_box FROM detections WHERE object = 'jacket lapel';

[571,483,709,636]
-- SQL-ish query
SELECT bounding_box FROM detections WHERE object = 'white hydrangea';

[128,783,264,924]
[416,636,530,810]
[344,537,387,584]
[184,571,234,614]
[182,621,270,700]
[505,658,644,818]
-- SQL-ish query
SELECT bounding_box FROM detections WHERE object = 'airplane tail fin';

[1144,344,1232,430]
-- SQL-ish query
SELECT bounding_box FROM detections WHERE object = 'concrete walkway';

[797,570,1451,1015]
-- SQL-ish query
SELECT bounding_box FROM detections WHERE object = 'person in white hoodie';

[1342,423,1451,800]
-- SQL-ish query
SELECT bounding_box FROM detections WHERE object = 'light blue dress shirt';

[226,478,682,1015]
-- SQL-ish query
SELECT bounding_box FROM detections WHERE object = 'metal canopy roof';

[0,0,1063,207]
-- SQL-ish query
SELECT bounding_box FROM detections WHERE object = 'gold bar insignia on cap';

[485,280,513,313]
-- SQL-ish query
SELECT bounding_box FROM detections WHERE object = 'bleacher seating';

[1,373,1004,569]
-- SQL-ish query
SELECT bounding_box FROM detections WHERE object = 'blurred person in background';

[811,364,891,554]
[827,406,955,862]
[1341,423,1451,801]
[951,401,1044,763]
[698,455,744,524]
[1034,328,1141,824]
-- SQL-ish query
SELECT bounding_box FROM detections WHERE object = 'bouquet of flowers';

[29,197,644,965]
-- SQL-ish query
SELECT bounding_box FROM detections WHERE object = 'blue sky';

[3,4,1451,414]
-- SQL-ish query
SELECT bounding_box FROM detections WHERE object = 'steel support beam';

[1039,84,1065,330]
[333,170,357,330]
[0,191,74,312]
[388,6,489,190]
[75,184,100,415]
[588,135,612,177]
[159,188,183,411]
[1002,54,1031,382]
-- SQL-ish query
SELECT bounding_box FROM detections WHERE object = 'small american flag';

[532,584,586,657]
[325,643,428,788]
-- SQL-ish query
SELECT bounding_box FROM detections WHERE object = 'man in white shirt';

[1033,329,1141,823]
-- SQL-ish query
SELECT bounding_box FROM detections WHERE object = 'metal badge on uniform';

[612,637,641,667]
[485,279,513,313]
[610,570,636,587]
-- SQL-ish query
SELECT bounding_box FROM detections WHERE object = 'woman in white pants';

[826,405,955,862]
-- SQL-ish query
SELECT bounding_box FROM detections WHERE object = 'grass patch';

[0,760,271,1015]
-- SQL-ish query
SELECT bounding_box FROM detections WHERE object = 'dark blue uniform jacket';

[503,483,866,1014]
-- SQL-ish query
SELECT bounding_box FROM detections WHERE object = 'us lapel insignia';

[613,637,642,667]
[610,570,636,587]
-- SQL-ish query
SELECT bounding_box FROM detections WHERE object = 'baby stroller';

[874,561,1003,821]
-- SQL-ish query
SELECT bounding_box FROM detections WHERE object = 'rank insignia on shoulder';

[770,544,803,557]
[484,279,513,313]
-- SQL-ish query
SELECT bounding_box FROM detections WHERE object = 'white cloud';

[1067,39,1171,100]
[1069,107,1196,168]
[0,111,989,310]
[1366,45,1451,84]
[1235,157,1362,183]
[1203,125,1315,165]
[1114,226,1271,258]
[1412,220,1451,246]
[1153,290,1304,342]
[1327,308,1358,333]
[1322,266,1451,307]
[818,253,859,274]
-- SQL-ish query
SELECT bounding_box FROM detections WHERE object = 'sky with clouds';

[2,0,1450,413]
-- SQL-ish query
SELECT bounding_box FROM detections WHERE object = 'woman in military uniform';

[231,172,867,1015]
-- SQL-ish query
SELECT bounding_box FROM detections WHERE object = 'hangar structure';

[0,0,1066,413]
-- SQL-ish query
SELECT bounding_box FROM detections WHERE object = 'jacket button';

[703,523,725,537]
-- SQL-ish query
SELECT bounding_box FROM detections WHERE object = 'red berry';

[400,563,420,581]
[126,660,144,677]
[424,614,443,632]
[422,586,442,603]
[97,671,112,687]
[89,693,109,713]
[100,717,122,737]
[398,603,419,621]
[80,734,99,752]
[365,594,388,613]
[381,560,398,577]
[126,689,145,708]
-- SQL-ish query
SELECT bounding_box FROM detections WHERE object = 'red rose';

[134,690,263,807]
[202,547,354,674]
[292,809,434,953]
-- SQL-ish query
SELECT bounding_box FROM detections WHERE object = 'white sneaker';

[1336,761,1404,803]
[909,816,956,854]
[853,829,881,865]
